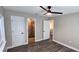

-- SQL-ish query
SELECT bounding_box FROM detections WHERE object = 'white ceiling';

[3,6,79,17]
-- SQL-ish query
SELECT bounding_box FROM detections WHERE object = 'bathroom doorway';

[27,18,35,46]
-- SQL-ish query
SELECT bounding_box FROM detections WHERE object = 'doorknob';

[21,32,24,34]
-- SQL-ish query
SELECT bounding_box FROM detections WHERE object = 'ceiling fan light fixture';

[40,6,63,16]
[46,12,53,16]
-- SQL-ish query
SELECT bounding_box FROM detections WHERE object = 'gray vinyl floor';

[7,40,77,52]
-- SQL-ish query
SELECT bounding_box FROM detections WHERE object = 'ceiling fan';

[40,6,63,16]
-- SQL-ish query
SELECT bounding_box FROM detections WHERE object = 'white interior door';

[11,16,25,47]
[43,20,50,40]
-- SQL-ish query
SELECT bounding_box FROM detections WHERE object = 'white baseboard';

[7,42,28,50]
[7,39,48,50]
[53,39,79,52]
[7,39,42,50]
[0,41,6,52]
[7,46,13,49]
[35,39,43,42]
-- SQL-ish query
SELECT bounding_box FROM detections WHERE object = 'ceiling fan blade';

[40,6,48,11]
[43,13,47,15]
[51,12,63,14]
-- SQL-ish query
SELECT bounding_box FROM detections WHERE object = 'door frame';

[27,17,36,44]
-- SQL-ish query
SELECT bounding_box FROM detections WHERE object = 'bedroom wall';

[0,6,3,15]
[4,9,47,48]
[54,12,79,51]
[4,10,30,48]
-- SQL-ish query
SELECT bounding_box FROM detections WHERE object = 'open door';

[28,18,35,46]
[43,20,50,40]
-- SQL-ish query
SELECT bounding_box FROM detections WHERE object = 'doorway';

[27,18,35,46]
[43,20,54,42]
[49,20,54,41]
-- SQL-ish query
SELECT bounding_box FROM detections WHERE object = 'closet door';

[11,16,25,47]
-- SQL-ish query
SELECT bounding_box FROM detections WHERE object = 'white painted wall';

[54,12,79,51]
[4,10,47,48]
[34,16,44,42]
[0,7,3,15]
